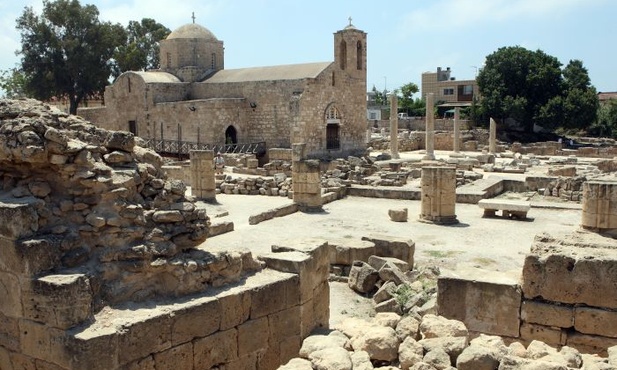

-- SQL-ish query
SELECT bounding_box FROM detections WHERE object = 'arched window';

[166,52,171,68]
[339,40,347,70]
[356,41,363,70]
[211,53,216,69]
[225,125,237,145]
[331,71,335,86]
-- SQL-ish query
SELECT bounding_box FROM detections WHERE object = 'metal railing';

[144,139,267,156]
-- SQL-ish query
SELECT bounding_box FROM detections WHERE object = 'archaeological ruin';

[3,95,617,369]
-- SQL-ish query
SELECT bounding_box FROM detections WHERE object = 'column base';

[418,214,459,225]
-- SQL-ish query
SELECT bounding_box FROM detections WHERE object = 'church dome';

[166,23,218,41]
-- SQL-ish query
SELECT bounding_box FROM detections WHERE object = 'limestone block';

[247,158,258,169]
[437,268,521,337]
[378,262,409,285]
[0,236,61,276]
[238,316,269,356]
[312,281,330,331]
[522,233,617,309]
[388,208,408,222]
[269,238,330,300]
[521,300,574,328]
[575,307,617,338]
[217,286,251,331]
[249,273,300,319]
[153,342,193,370]
[225,353,258,370]
[299,299,315,339]
[0,311,20,352]
[171,296,220,346]
[193,329,238,369]
[582,180,617,230]
[348,261,379,294]
[22,273,92,330]
[0,272,21,318]
[0,199,41,240]
[328,239,375,265]
[68,326,119,370]
[361,234,415,266]
[368,255,410,272]
[566,332,617,356]
[519,322,566,346]
[207,221,234,237]
[268,305,301,347]
[279,334,303,366]
[19,319,70,368]
[117,312,172,365]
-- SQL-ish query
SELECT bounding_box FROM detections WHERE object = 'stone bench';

[478,199,531,220]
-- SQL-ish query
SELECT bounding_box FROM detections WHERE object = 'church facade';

[79,20,368,158]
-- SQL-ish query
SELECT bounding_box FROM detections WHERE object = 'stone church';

[80,19,367,159]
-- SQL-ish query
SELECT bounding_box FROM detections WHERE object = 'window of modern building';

[443,88,454,95]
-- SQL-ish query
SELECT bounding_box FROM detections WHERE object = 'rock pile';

[0,99,261,310]
[218,174,292,197]
[348,258,440,318]
[279,313,617,369]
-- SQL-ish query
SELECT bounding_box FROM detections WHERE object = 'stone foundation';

[438,231,617,355]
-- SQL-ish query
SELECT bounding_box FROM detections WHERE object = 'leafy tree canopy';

[397,82,419,113]
[477,46,598,133]
[16,0,125,114]
[111,18,171,79]
[0,68,29,99]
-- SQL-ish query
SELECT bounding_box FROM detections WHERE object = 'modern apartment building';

[421,67,479,113]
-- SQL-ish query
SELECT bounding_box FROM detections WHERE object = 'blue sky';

[1,0,615,96]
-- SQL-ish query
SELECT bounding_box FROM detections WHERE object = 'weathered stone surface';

[388,207,408,222]
[278,358,313,370]
[350,325,400,362]
[575,307,617,338]
[521,300,574,328]
[398,337,424,370]
[348,261,379,294]
[522,231,617,309]
[368,255,410,272]
[361,234,415,266]
[437,267,521,337]
[308,347,352,370]
[420,314,468,339]
[328,238,375,265]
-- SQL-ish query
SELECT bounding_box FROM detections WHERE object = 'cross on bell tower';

[191,12,196,24]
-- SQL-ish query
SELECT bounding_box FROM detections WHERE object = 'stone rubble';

[0,99,262,311]
[279,313,617,369]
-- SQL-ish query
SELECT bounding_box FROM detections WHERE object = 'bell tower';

[334,17,367,84]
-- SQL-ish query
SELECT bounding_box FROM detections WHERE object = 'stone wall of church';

[296,64,367,157]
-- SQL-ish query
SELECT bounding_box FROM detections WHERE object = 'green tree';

[589,100,617,138]
[561,60,598,130]
[16,0,125,114]
[477,46,563,132]
[397,82,419,114]
[0,68,29,98]
[111,18,171,79]
[371,85,388,106]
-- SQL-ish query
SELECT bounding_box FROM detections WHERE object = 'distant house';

[421,67,479,116]
[598,91,617,105]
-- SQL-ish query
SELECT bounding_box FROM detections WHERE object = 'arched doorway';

[325,105,341,150]
[225,125,237,145]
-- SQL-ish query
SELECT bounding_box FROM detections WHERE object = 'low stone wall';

[438,231,617,355]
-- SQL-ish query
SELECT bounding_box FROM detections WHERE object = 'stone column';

[190,150,216,201]
[419,166,458,224]
[423,93,436,160]
[453,107,461,154]
[292,143,322,212]
[581,179,617,232]
[489,117,497,154]
[389,94,400,159]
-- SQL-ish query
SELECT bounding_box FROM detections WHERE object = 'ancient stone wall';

[0,99,332,370]
[438,230,617,355]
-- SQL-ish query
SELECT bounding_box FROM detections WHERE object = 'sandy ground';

[193,150,587,326]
